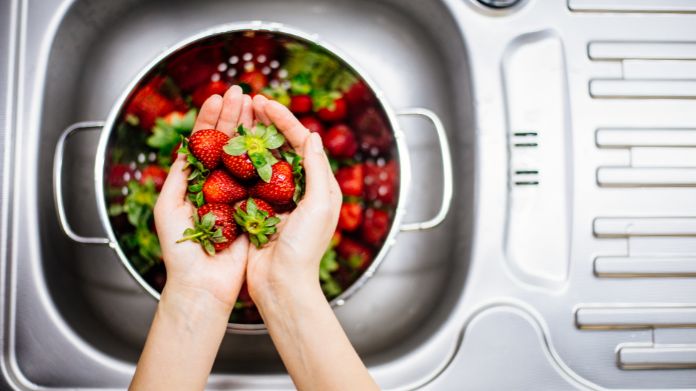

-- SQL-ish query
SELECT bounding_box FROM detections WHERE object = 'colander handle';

[53,121,112,245]
[396,108,454,231]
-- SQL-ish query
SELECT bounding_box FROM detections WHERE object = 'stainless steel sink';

[5,0,696,389]
[2,0,474,388]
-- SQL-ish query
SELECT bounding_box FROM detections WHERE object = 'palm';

[154,87,253,308]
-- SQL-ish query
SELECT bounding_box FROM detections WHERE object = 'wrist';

[251,277,325,314]
[159,282,234,325]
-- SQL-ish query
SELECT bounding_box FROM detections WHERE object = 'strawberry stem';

[176,231,204,243]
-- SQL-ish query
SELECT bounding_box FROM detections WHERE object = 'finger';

[264,100,310,151]
[156,156,189,211]
[215,85,244,136]
[238,95,254,129]
[192,94,223,133]
[299,133,331,206]
[252,94,271,125]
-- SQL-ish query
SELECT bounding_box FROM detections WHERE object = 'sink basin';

[7,0,475,388]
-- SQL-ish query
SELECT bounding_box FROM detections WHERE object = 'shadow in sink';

[33,0,474,385]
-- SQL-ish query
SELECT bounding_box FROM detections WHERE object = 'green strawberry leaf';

[265,216,281,226]
[224,137,247,156]
[257,163,272,183]
[203,241,215,256]
[263,125,285,149]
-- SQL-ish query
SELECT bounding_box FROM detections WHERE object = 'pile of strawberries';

[176,124,303,254]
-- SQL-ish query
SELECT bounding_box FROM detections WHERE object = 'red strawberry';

[196,203,239,252]
[108,163,136,188]
[335,164,363,196]
[299,116,325,137]
[197,203,236,226]
[331,230,342,247]
[290,95,313,114]
[139,164,168,191]
[239,198,276,217]
[363,160,397,205]
[250,161,296,205]
[166,45,223,92]
[188,129,230,170]
[337,238,373,270]
[178,202,237,255]
[361,208,390,246]
[125,77,176,130]
[352,107,392,154]
[233,34,280,60]
[238,282,252,303]
[338,201,363,231]
[324,124,358,158]
[222,153,257,181]
[344,81,375,114]
[317,97,347,122]
[192,80,230,107]
[203,169,247,204]
[238,70,267,94]
[235,198,280,248]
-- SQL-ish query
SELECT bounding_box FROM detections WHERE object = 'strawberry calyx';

[178,136,208,207]
[234,198,280,248]
[223,124,285,183]
[282,150,305,203]
[176,211,227,256]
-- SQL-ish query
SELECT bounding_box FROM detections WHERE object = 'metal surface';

[2,0,696,389]
[53,121,111,245]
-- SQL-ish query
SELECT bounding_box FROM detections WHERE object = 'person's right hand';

[245,95,342,307]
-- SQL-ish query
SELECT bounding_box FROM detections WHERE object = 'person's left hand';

[154,86,253,311]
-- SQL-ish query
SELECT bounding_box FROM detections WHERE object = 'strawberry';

[223,124,285,182]
[196,203,239,252]
[299,116,325,137]
[235,198,280,248]
[233,34,280,60]
[338,201,363,231]
[331,230,342,247]
[222,153,257,181]
[335,164,363,196]
[125,77,176,130]
[166,45,223,92]
[139,164,168,191]
[317,96,347,122]
[336,238,373,270]
[289,95,313,114]
[203,169,247,204]
[249,161,296,205]
[344,81,375,114]
[178,203,237,255]
[324,124,358,158]
[361,208,390,246]
[192,80,230,107]
[352,107,392,153]
[238,70,268,94]
[188,129,230,170]
[108,163,136,188]
[363,160,397,205]
[197,203,237,226]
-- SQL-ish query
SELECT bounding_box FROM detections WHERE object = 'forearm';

[256,283,379,391]
[130,284,233,391]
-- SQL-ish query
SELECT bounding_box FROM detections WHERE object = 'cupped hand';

[154,86,254,310]
[245,95,342,305]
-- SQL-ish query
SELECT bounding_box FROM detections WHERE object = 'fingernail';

[311,133,323,153]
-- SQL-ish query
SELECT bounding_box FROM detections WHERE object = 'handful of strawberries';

[176,124,304,254]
